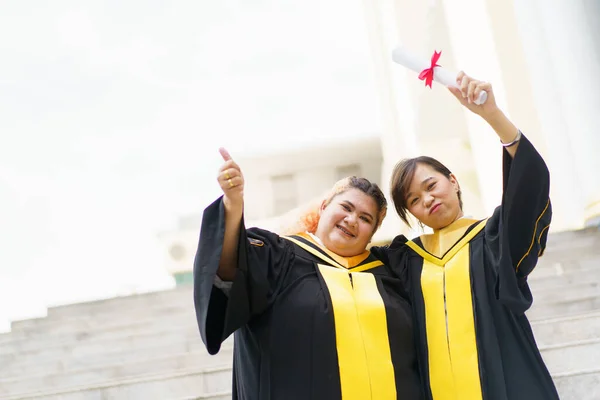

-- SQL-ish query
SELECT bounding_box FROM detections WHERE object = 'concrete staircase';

[0,227,599,399]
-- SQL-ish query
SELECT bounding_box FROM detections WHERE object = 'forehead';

[411,163,444,183]
[334,188,378,212]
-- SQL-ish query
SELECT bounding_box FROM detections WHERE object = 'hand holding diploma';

[392,46,518,155]
[392,46,488,105]
[448,71,501,121]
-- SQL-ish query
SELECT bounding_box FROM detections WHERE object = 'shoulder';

[246,227,292,251]
[390,234,409,250]
[370,234,409,264]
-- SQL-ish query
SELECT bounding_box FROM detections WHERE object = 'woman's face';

[314,188,379,257]
[405,163,462,230]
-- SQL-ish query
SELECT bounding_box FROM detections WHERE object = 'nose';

[344,213,358,227]
[424,193,435,208]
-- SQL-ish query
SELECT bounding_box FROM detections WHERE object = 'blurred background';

[1,0,599,398]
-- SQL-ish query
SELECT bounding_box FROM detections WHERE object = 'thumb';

[448,86,463,100]
[219,147,232,162]
[448,87,468,106]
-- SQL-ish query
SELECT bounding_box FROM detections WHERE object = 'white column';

[361,0,422,240]
[438,0,509,217]
[535,0,600,226]
[511,0,586,231]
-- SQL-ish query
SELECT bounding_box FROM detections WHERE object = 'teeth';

[337,225,354,237]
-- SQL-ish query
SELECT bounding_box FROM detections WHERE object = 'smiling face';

[313,188,379,257]
[405,163,463,230]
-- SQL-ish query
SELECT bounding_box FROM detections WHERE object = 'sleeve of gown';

[193,196,294,354]
[485,133,552,314]
[369,234,411,294]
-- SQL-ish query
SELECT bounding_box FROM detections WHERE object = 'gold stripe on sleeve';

[516,199,550,272]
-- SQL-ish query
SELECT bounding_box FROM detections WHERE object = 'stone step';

[530,280,600,303]
[530,311,600,346]
[0,324,600,387]
[527,292,600,320]
[529,267,600,290]
[10,277,597,339]
[6,257,596,334]
[0,335,232,379]
[0,316,198,354]
[0,346,233,396]
[532,255,600,277]
[533,284,600,307]
[2,335,596,398]
[0,323,200,362]
[539,338,600,375]
[5,358,592,400]
[553,368,600,400]
[44,287,192,319]
[4,311,598,371]
[541,245,600,262]
[544,227,600,246]
[3,296,599,367]
[10,303,196,333]
[3,307,596,368]
[35,264,600,322]
[0,366,231,400]
[9,310,198,341]
[541,252,600,265]
[2,311,201,350]
[0,315,195,357]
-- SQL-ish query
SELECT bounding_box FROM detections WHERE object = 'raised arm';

[448,71,521,158]
[216,147,245,281]
[449,73,551,313]
[498,134,551,277]
[194,149,293,353]
[448,72,551,275]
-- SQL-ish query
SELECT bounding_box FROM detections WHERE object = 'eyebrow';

[342,200,374,220]
[405,177,435,201]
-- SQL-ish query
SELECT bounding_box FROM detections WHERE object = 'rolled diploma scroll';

[391,46,487,105]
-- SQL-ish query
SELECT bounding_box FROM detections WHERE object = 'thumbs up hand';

[217,147,244,209]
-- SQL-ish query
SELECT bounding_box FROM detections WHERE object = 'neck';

[420,215,479,257]
[307,231,325,247]
[434,210,464,232]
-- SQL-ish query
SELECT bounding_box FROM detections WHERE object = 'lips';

[430,203,441,214]
[336,224,356,238]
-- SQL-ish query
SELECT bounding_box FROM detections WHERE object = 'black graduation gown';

[371,134,560,400]
[193,197,424,400]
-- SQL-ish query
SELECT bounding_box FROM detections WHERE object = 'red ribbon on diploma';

[418,50,442,88]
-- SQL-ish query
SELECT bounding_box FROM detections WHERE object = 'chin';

[424,219,445,230]
[338,248,360,257]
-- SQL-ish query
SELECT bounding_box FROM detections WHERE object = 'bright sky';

[0,1,380,331]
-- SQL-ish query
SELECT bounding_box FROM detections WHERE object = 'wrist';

[223,195,244,213]
[481,107,505,125]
